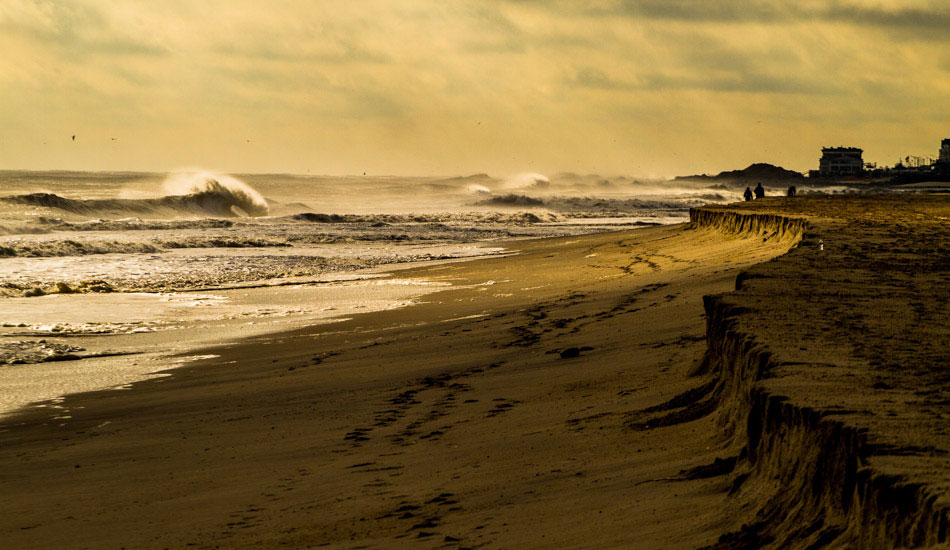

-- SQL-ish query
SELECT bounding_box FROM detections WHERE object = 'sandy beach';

[1,194,948,549]
[6,2,949,547]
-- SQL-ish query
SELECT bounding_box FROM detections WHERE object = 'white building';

[819,147,864,176]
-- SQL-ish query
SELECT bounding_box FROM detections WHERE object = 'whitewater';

[0,169,738,415]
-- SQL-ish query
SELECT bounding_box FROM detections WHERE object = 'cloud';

[574,0,950,30]
[569,67,633,90]
[213,41,391,65]
[824,3,950,33]
[585,0,789,22]
[637,72,842,95]
[0,0,168,56]
[0,0,947,176]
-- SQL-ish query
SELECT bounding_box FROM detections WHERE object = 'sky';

[1,0,948,177]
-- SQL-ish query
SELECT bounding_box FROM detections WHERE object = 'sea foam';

[162,171,269,217]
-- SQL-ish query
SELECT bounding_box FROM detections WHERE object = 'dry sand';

[1,194,947,549]
[692,195,950,549]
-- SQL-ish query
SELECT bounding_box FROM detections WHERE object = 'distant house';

[939,139,950,163]
[936,139,950,176]
[818,147,865,176]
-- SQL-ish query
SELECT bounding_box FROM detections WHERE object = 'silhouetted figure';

[743,187,754,201]
[754,182,765,199]
[787,185,797,197]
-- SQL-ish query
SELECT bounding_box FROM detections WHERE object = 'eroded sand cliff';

[688,195,949,549]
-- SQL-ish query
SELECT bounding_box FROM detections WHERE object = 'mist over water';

[0,168,737,414]
[161,171,270,217]
[0,169,738,291]
[0,169,738,289]
[501,172,550,190]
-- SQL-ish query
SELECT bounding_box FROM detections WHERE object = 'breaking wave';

[501,173,550,190]
[477,194,545,207]
[34,217,235,232]
[0,236,292,258]
[0,172,269,219]
[287,211,549,225]
[467,184,492,195]
[0,223,52,236]
[161,172,269,217]
[473,195,703,216]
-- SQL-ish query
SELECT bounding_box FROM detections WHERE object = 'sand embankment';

[0,195,946,549]
[688,195,950,549]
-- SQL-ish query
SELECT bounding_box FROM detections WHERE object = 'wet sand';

[1,194,947,548]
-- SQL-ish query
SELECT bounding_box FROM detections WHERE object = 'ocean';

[0,169,737,416]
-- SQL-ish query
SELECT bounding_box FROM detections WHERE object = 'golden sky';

[1,0,948,177]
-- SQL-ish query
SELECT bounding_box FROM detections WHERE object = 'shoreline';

[0,246,517,417]
[1,195,947,548]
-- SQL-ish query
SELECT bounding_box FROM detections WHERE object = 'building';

[818,147,865,176]
[936,139,950,176]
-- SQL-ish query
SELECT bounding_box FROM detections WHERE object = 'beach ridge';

[687,198,950,549]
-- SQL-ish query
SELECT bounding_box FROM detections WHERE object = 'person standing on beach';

[754,182,765,199]
[744,187,754,201]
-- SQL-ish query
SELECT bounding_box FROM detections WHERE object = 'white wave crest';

[501,173,550,190]
[466,184,492,195]
[162,171,269,217]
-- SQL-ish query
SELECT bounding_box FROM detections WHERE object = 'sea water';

[0,170,734,416]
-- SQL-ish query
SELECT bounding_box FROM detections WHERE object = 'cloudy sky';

[1,0,948,177]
